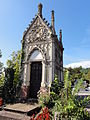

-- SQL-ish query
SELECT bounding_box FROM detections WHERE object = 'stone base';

[40,86,50,95]
[40,87,48,93]
[37,86,49,98]
[20,85,29,99]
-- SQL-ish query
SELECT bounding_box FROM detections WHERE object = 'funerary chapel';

[20,3,64,98]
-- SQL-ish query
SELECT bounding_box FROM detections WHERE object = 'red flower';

[30,107,50,120]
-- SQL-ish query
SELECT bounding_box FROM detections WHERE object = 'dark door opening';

[29,62,42,98]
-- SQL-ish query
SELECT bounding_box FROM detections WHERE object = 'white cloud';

[65,61,90,68]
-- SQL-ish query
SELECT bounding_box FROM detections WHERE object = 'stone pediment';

[23,15,52,43]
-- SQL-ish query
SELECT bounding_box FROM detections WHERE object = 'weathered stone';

[20,3,64,99]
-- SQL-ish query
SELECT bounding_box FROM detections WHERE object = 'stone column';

[21,63,28,99]
[26,62,31,98]
[26,62,31,86]
[52,40,55,82]
[41,61,46,87]
[21,62,32,99]
[23,64,27,85]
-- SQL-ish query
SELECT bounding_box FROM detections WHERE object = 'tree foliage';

[50,74,63,101]
[84,69,90,83]
[68,66,83,85]
[2,50,21,103]
[3,68,15,103]
[68,67,90,85]
[0,49,3,78]
[0,73,5,97]
[6,50,21,86]
[39,70,90,120]
[0,49,4,97]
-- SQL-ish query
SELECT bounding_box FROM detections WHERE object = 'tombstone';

[20,3,64,99]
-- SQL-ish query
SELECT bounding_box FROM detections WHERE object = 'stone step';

[26,98,38,103]
[18,98,38,104]
[0,103,41,119]
[0,110,30,120]
[3,103,41,115]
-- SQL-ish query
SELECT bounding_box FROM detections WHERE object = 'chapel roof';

[23,3,55,38]
[22,3,64,50]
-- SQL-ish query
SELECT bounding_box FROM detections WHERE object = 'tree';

[85,70,90,83]
[3,68,14,103]
[2,50,22,103]
[0,73,5,97]
[68,66,83,85]
[0,49,3,78]
[0,49,4,97]
[6,50,21,87]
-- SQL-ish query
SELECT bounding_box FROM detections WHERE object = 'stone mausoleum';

[21,3,64,98]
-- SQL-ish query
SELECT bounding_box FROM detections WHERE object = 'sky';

[0,0,90,66]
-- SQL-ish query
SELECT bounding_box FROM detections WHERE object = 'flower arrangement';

[30,107,50,120]
[0,97,3,106]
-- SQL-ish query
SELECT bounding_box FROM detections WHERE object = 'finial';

[60,29,62,41]
[51,10,54,21]
[51,10,55,34]
[38,3,43,18]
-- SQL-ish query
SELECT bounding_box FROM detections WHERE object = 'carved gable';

[24,16,52,43]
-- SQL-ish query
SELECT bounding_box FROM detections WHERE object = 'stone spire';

[38,3,43,18]
[51,10,55,34]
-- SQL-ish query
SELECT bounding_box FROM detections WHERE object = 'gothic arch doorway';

[28,49,43,98]
[29,61,42,98]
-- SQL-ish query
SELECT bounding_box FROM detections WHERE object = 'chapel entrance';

[29,62,42,98]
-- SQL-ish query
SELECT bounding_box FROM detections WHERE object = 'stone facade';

[20,3,64,98]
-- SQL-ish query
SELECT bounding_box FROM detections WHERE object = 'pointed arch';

[27,46,45,62]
